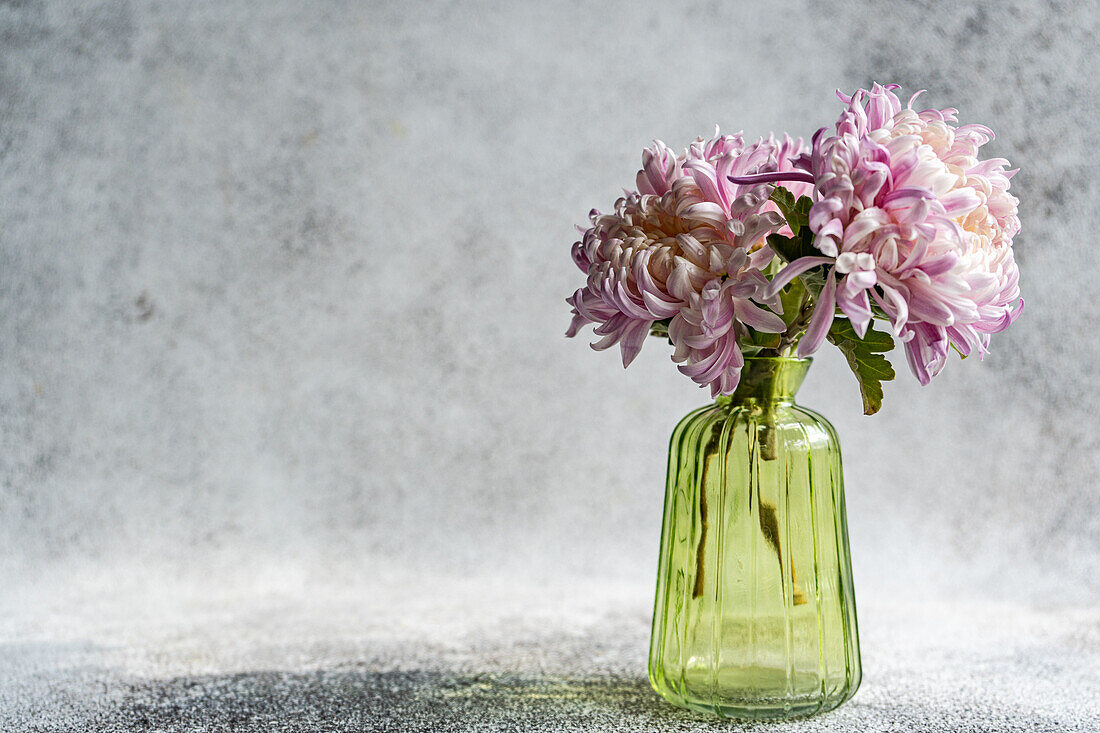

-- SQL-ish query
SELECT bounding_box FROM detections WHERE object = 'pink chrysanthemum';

[567,130,808,395]
[757,83,1022,384]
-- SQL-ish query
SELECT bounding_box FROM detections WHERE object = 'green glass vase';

[648,356,861,720]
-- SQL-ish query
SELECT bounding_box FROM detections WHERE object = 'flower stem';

[760,286,813,358]
[692,428,721,599]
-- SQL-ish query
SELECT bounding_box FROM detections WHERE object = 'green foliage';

[777,276,807,328]
[766,230,816,267]
[766,189,816,262]
[766,188,827,297]
[769,187,813,235]
[766,231,828,299]
[826,319,896,416]
[746,328,782,350]
[649,318,673,343]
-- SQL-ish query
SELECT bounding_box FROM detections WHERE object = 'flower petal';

[797,269,837,357]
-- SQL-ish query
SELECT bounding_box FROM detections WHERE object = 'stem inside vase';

[692,392,807,604]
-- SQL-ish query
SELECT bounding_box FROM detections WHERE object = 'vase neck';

[722,357,812,407]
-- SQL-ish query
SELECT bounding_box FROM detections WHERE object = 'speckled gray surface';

[3,577,1100,732]
[2,0,1099,731]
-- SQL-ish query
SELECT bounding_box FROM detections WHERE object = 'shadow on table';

[69,668,755,732]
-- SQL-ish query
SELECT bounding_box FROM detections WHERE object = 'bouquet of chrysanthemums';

[566,83,1022,413]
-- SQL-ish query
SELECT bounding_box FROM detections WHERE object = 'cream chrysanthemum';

[751,84,1022,383]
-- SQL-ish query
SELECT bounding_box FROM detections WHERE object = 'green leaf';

[766,228,819,265]
[768,188,812,228]
[763,189,821,306]
[769,185,797,217]
[767,188,818,270]
[766,232,802,265]
[769,188,814,235]
[777,276,806,328]
[746,328,782,349]
[826,319,896,415]
[766,231,828,301]
[766,225,817,265]
[797,264,828,300]
[649,318,673,344]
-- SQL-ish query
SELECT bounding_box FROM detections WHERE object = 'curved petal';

[727,170,816,185]
[797,269,837,357]
[763,256,834,299]
[837,287,873,337]
[618,318,652,367]
[737,300,787,333]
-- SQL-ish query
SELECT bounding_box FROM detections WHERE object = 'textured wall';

[2,0,1098,610]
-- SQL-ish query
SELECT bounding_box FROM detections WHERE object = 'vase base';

[659,695,849,721]
[649,664,858,721]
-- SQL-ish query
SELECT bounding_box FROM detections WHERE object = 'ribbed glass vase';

[648,356,860,720]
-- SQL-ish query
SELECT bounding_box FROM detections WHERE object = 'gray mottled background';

[2,1,1099,731]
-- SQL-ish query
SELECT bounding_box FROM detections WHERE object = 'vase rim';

[726,355,812,404]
